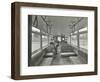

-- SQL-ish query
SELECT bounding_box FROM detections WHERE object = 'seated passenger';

[46,42,56,53]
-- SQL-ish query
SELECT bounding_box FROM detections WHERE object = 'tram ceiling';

[32,15,88,36]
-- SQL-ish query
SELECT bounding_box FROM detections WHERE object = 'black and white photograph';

[11,2,97,79]
[28,15,88,66]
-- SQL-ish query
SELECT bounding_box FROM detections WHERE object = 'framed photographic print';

[11,2,98,80]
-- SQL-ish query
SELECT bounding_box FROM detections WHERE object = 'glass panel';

[49,35,53,42]
[67,36,71,44]
[42,35,48,47]
[58,36,61,42]
[32,33,41,52]
[79,33,88,50]
[71,35,77,47]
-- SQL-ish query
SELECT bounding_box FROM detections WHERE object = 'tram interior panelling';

[28,15,88,66]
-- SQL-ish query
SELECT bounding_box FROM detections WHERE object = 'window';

[79,32,88,50]
[71,34,77,47]
[31,27,41,53]
[49,35,54,43]
[67,36,71,44]
[42,35,48,47]
[69,27,88,50]
[31,33,41,53]
[58,36,61,42]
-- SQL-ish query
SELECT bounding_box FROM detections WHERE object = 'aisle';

[50,53,74,65]
[50,44,74,65]
[38,41,87,66]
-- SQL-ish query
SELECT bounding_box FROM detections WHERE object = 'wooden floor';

[39,42,86,66]
[39,54,83,66]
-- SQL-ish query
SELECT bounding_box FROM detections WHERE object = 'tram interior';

[28,15,88,66]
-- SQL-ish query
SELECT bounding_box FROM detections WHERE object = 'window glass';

[79,33,88,50]
[58,36,61,42]
[31,33,41,52]
[42,35,48,47]
[71,35,77,47]
[67,36,71,44]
